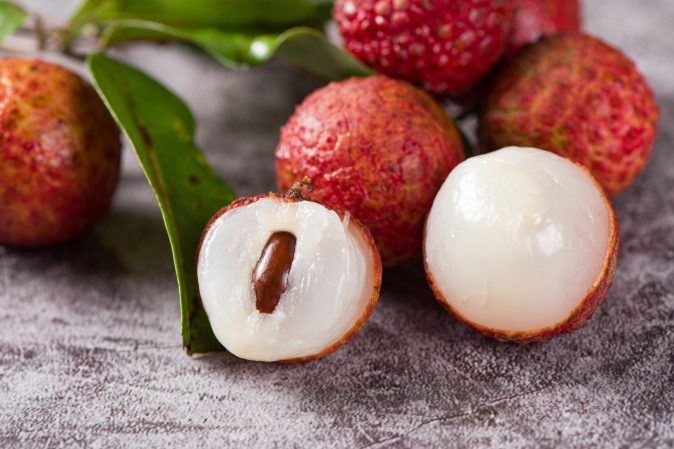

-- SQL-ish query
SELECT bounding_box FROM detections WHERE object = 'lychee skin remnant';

[480,34,659,195]
[0,58,121,247]
[506,0,581,57]
[275,76,465,266]
[334,0,513,96]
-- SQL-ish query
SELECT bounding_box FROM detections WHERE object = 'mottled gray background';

[1,1,673,448]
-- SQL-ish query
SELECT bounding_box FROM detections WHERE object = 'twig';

[33,15,47,50]
[0,15,94,62]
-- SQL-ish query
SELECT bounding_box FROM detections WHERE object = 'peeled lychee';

[480,34,659,195]
[506,0,581,57]
[424,147,619,342]
[196,186,382,362]
[0,58,121,247]
[334,0,514,96]
[275,76,465,266]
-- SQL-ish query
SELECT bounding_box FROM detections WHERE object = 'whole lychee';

[506,0,581,57]
[424,147,619,342]
[334,0,514,96]
[0,58,121,247]
[480,34,659,195]
[275,76,465,266]
[196,185,382,362]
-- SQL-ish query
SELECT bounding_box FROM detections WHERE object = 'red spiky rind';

[334,0,514,96]
[196,191,383,363]
[275,75,465,266]
[505,0,582,57]
[479,33,659,196]
[423,161,619,343]
[0,58,121,247]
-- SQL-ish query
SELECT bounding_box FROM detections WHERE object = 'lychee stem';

[286,177,314,200]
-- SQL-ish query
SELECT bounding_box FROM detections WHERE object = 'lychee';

[480,33,659,195]
[424,147,619,342]
[0,58,121,247]
[506,0,581,57]
[196,185,382,362]
[334,0,514,96]
[275,76,465,266]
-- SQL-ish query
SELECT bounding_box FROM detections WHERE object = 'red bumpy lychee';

[506,0,581,56]
[0,58,121,247]
[275,76,465,266]
[334,0,513,96]
[480,34,659,195]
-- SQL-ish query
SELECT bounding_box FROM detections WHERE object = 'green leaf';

[0,1,27,42]
[87,53,234,355]
[273,27,374,81]
[69,0,332,36]
[102,21,373,80]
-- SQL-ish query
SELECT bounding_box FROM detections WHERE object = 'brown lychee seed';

[480,33,659,195]
[196,187,382,362]
[0,58,121,248]
[275,76,465,266]
[253,231,297,314]
[424,147,619,342]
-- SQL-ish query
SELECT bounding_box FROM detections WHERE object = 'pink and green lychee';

[480,33,659,195]
[0,58,121,247]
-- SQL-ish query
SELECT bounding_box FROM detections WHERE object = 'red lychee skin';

[334,0,514,96]
[480,34,659,195]
[506,0,581,57]
[196,189,382,363]
[0,58,121,247]
[275,76,465,266]
[423,162,619,343]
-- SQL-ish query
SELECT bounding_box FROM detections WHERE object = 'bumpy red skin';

[275,76,465,266]
[196,190,382,363]
[480,34,659,195]
[506,0,581,57]
[334,0,513,96]
[0,58,121,247]
[424,163,619,343]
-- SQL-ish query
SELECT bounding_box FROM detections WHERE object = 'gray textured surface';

[1,1,673,448]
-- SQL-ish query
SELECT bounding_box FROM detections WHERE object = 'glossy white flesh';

[425,147,611,332]
[197,198,375,361]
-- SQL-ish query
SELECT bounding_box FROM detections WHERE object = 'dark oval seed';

[252,231,297,314]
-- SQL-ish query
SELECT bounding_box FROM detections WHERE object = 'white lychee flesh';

[424,146,616,336]
[197,197,380,361]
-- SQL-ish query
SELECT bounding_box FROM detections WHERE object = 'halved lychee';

[424,147,619,342]
[196,186,382,362]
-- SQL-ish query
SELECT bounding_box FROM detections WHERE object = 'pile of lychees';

[0,0,659,363]
[198,0,659,362]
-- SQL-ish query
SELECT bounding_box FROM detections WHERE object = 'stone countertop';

[1,1,673,448]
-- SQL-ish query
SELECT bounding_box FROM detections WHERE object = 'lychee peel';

[506,0,581,57]
[334,0,514,96]
[275,76,465,266]
[480,33,659,195]
[0,58,121,247]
